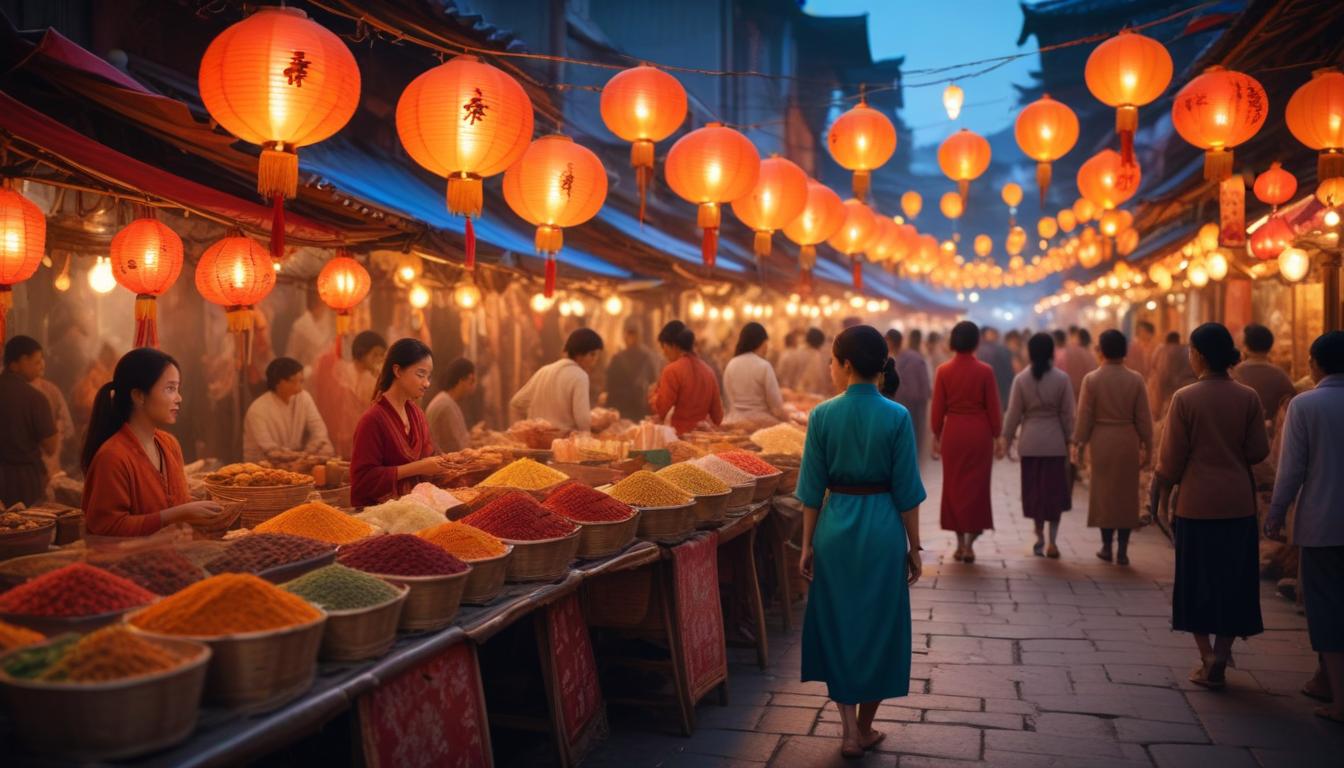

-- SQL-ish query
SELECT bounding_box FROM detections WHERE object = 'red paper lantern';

[782,180,846,287]
[316,254,371,354]
[0,184,44,341]
[195,234,276,333]
[937,129,991,202]
[110,218,184,348]
[1084,29,1172,165]
[1077,149,1141,210]
[664,122,760,268]
[826,199,877,292]
[731,156,809,259]
[1249,215,1293,260]
[1253,162,1298,208]
[1015,94,1079,204]
[600,66,686,223]
[827,100,897,200]
[1171,67,1268,181]
[1285,68,1344,182]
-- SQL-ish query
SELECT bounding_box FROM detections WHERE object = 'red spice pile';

[716,450,779,477]
[204,533,334,575]
[0,563,154,617]
[338,534,469,576]
[463,491,578,541]
[544,482,635,523]
[104,550,207,596]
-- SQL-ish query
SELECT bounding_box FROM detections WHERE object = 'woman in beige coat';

[1073,330,1153,565]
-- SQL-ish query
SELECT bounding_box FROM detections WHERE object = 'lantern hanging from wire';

[1116,227,1140,256]
[1077,149,1141,211]
[938,128,991,202]
[0,183,44,342]
[1171,67,1268,182]
[1084,29,1172,165]
[195,233,275,336]
[316,253,371,356]
[1285,68,1344,182]
[503,134,608,297]
[900,190,922,220]
[1038,216,1059,239]
[943,83,964,120]
[198,7,360,261]
[599,65,687,223]
[1014,94,1079,204]
[731,156,809,260]
[972,234,992,258]
[1249,215,1293,260]
[1056,208,1077,233]
[110,217,183,348]
[664,122,760,269]
[939,191,964,220]
[826,198,876,291]
[826,99,897,200]
[782,179,846,286]
[1253,162,1297,210]
[397,55,535,270]
[1005,226,1027,257]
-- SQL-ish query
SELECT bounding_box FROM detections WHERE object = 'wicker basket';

[725,481,757,511]
[377,569,471,632]
[205,482,316,528]
[189,500,243,540]
[761,455,801,495]
[634,501,697,543]
[128,611,326,713]
[0,604,149,637]
[501,531,581,582]
[691,490,731,527]
[0,518,55,562]
[317,583,408,662]
[460,547,513,605]
[574,511,640,559]
[751,472,783,502]
[0,549,82,591]
[0,635,210,761]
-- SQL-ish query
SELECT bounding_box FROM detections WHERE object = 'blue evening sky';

[804,1,1040,148]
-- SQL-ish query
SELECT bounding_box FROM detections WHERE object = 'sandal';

[1032,542,1045,557]
[953,546,965,562]
[1189,655,1227,690]
[1046,545,1060,559]
[1314,706,1344,725]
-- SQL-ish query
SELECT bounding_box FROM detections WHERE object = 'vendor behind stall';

[0,336,57,507]
[81,348,224,536]
[314,330,386,458]
[510,328,604,433]
[650,322,723,435]
[242,357,334,461]
[350,338,447,506]
[427,357,476,453]
[723,322,791,427]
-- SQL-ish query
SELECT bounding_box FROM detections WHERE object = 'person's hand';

[1138,511,1154,527]
[994,439,1007,461]
[1069,444,1081,466]
[931,436,942,461]
[1264,519,1287,542]
[906,550,922,586]
[1139,446,1151,470]
[163,500,225,526]
[799,546,814,582]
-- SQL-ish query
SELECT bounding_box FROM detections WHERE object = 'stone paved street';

[582,457,1344,767]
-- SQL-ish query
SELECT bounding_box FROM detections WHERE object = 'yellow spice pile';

[656,463,730,496]
[750,424,807,457]
[477,458,569,491]
[607,471,692,508]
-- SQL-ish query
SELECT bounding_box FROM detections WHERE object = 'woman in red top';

[350,339,447,506]
[81,349,225,537]
[931,321,1004,563]
[649,321,723,435]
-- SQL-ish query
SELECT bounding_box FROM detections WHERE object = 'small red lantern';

[195,234,276,334]
[1253,162,1297,209]
[1249,215,1293,261]
[316,253,371,355]
[110,218,184,348]
[0,184,45,341]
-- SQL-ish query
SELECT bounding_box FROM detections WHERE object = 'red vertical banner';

[359,641,492,768]
[672,533,727,698]
[1224,278,1253,339]
[545,593,603,743]
[1220,176,1246,247]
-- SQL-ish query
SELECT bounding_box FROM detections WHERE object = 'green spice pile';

[283,564,400,611]
[2,636,77,679]
[606,471,692,508]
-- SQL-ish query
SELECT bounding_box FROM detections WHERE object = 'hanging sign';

[1220,176,1247,247]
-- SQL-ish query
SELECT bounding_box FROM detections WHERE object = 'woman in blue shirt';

[798,325,926,758]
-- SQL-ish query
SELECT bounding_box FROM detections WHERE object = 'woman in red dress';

[931,321,1003,563]
[350,339,447,507]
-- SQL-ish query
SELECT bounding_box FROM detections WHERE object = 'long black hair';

[374,338,433,399]
[81,348,179,471]
[1027,333,1054,380]
[734,322,769,357]
[833,325,899,398]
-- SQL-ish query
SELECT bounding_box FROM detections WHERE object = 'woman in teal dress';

[798,325,926,759]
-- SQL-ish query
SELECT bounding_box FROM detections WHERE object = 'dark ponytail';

[880,357,900,399]
[833,325,899,397]
[374,338,433,400]
[81,348,179,472]
[1027,332,1054,380]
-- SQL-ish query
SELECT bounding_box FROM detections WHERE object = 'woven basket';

[0,635,210,761]
[317,583,408,662]
[751,472,783,502]
[574,511,640,560]
[761,455,801,495]
[0,518,55,562]
[205,482,316,528]
[377,569,470,632]
[725,481,757,511]
[128,611,326,713]
[460,547,512,605]
[501,531,581,582]
[0,604,147,638]
[691,490,731,527]
[635,501,697,543]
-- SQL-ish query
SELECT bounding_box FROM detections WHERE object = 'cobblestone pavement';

[582,457,1344,767]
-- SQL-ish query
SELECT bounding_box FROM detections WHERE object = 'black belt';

[827,484,889,495]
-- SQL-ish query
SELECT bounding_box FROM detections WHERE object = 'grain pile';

[606,471,692,508]
[130,573,322,635]
[656,463,730,496]
[691,455,756,486]
[477,458,569,491]
[750,424,807,456]
[355,498,444,534]
[282,565,400,611]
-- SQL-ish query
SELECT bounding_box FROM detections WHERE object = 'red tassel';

[269,194,285,262]
[464,216,477,270]
[134,318,155,348]
[701,227,717,269]
[801,267,813,294]
[544,255,557,297]
[852,259,863,292]
[636,166,649,225]
[333,334,343,360]
[1120,129,1135,167]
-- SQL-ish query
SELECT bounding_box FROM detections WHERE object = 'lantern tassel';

[632,140,654,225]
[226,307,254,335]
[447,173,484,217]
[1204,149,1233,183]
[958,179,969,203]
[799,244,817,271]
[464,216,477,270]
[851,259,863,292]
[134,295,158,349]
[334,310,352,359]
[257,144,298,200]
[697,202,720,269]
[1319,151,1344,182]
[0,286,11,343]
[853,170,871,202]
[1036,162,1052,207]
[801,266,813,293]
[753,230,772,258]
[544,254,557,298]
[269,194,285,262]
[1116,106,1138,166]
[535,225,563,254]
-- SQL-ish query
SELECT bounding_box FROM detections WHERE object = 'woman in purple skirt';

[1000,333,1075,557]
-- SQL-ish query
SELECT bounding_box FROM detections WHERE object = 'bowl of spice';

[337,535,472,632]
[98,549,208,596]
[0,548,84,592]
[715,451,783,501]
[355,497,446,534]
[692,456,759,511]
[416,522,513,605]
[604,471,697,543]
[0,618,44,652]
[127,573,325,713]
[542,482,640,559]
[0,563,155,636]
[254,500,377,546]
[461,492,580,582]
[282,564,407,662]
[204,532,338,584]
[476,457,571,497]
[656,463,733,527]
[0,627,210,761]
[0,511,56,562]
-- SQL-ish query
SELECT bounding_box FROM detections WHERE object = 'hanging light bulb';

[53,255,71,292]
[569,298,587,317]
[1206,250,1229,281]
[689,296,706,319]
[722,306,736,322]
[88,256,117,294]
[603,294,625,316]
[943,83,964,120]
[1325,209,1341,228]
[408,282,431,309]
[453,278,482,309]
[530,292,555,313]
[1278,247,1310,282]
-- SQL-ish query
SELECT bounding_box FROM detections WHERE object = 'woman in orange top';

[649,321,723,435]
[81,349,225,537]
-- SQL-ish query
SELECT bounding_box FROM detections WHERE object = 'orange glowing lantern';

[397,55,535,269]
[827,100,897,200]
[665,122,760,269]
[1084,29,1172,165]
[1249,215,1293,260]
[199,7,360,260]
[782,180,846,283]
[938,128,991,201]
[600,65,687,222]
[1318,177,1344,207]
[1077,150,1141,210]
[1014,94,1080,203]
[826,198,876,290]
[1005,226,1027,257]
[503,135,608,296]
[195,234,276,333]
[1057,209,1077,232]
[1285,68,1344,182]
[1072,198,1097,223]
[732,156,809,259]
[316,254,371,354]
[1116,228,1140,256]
[1253,162,1297,209]
[0,184,44,341]
[1001,182,1023,210]
[900,190,923,220]
[1099,210,1124,238]
[866,217,900,263]
[1038,216,1059,239]
[972,234,992,258]
[940,191,964,220]
[110,218,183,348]
[1171,67,1268,181]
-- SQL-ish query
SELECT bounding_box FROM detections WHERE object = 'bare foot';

[841,738,865,758]
[861,728,886,750]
